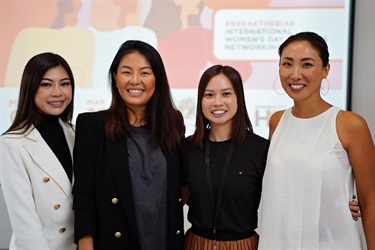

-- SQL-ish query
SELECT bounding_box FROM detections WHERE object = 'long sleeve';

[0,137,50,249]
[72,113,103,242]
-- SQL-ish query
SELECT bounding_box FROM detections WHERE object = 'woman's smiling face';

[34,66,72,116]
[202,73,237,129]
[113,52,156,114]
[279,40,330,101]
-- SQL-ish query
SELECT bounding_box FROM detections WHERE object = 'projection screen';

[0,0,354,138]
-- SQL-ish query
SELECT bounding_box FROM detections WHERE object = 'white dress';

[258,106,365,250]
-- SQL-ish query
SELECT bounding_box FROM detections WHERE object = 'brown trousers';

[183,229,259,250]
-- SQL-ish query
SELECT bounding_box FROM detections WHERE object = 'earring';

[321,78,330,96]
[273,78,286,95]
[206,123,211,129]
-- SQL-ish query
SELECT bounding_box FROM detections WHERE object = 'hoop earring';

[273,78,286,95]
[321,78,330,96]
[206,123,211,129]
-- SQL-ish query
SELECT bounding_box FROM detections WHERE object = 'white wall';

[351,0,375,143]
[0,0,374,248]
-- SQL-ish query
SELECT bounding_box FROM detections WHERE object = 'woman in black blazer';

[73,40,185,250]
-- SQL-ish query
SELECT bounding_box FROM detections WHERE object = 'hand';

[349,194,361,221]
[78,235,94,250]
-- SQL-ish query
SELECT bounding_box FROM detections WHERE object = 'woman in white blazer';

[0,52,76,250]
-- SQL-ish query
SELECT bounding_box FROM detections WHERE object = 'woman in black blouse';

[180,65,269,250]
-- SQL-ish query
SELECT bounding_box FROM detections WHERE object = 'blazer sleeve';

[0,136,50,248]
[72,112,103,242]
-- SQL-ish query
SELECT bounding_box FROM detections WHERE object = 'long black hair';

[105,40,185,152]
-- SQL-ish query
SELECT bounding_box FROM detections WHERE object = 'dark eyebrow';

[205,87,233,92]
[41,77,70,82]
[281,56,294,61]
[301,57,316,62]
[281,56,316,62]
[119,66,152,70]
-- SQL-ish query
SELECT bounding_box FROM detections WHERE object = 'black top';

[35,114,72,182]
[180,133,269,241]
[127,125,167,249]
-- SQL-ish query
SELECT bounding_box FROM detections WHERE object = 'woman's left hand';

[349,195,361,221]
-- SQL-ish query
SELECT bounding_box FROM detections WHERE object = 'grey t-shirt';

[127,125,167,249]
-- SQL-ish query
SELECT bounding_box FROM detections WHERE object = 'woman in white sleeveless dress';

[258,32,375,250]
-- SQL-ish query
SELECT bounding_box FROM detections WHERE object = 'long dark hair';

[191,65,253,147]
[106,40,185,152]
[4,52,75,135]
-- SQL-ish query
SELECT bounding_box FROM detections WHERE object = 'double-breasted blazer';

[72,110,184,250]
[0,120,75,250]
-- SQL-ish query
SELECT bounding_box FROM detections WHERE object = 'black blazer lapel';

[106,137,140,242]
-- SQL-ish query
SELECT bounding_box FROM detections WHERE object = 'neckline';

[208,138,231,143]
[290,106,335,120]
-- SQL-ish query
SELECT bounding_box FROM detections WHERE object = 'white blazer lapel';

[23,127,73,201]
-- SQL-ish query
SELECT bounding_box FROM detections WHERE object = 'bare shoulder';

[336,110,374,148]
[269,110,285,128]
[337,110,369,133]
[268,110,285,139]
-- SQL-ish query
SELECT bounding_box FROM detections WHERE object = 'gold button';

[111,198,119,204]
[114,232,121,238]
[178,198,182,202]
[176,230,181,235]
[43,177,50,183]
[54,204,61,210]
[59,228,66,233]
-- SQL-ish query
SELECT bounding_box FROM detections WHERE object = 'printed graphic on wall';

[0,0,352,137]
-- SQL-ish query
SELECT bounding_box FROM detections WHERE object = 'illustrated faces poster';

[0,0,351,137]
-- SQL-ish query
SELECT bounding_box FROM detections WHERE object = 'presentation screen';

[0,0,354,138]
